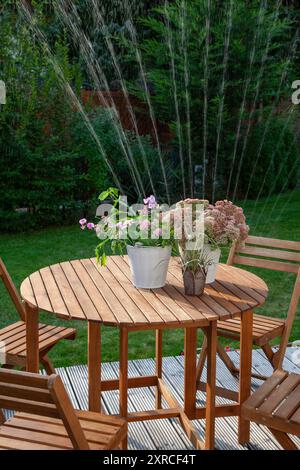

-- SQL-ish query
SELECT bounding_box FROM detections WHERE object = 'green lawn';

[0,190,299,368]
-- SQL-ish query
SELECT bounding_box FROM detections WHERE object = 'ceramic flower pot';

[127,245,171,289]
[204,243,221,284]
[182,269,206,296]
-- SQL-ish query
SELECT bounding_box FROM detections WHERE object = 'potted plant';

[170,199,211,296]
[80,188,176,289]
[181,249,213,296]
[204,200,249,283]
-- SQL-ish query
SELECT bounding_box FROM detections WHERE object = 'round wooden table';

[21,256,268,450]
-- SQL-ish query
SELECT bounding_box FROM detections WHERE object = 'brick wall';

[80,89,172,146]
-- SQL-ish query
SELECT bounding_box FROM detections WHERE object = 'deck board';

[58,347,300,450]
[2,347,300,450]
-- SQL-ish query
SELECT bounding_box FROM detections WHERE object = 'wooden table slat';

[59,262,101,322]
[115,256,182,325]
[161,283,205,324]
[70,259,114,322]
[88,259,134,325]
[210,281,252,313]
[106,257,165,325]
[48,263,85,319]
[39,267,69,317]
[79,259,120,325]
[121,255,195,324]
[229,266,265,290]
[96,259,149,324]
[167,266,231,320]
[28,271,53,313]
[164,276,217,323]
[216,268,266,306]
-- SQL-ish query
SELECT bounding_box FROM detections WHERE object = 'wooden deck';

[5,347,300,450]
[60,347,300,450]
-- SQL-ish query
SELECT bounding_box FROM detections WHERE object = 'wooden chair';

[0,258,76,374]
[197,236,300,384]
[0,368,127,450]
[242,369,300,450]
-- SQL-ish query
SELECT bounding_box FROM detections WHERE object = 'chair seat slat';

[242,371,300,449]
[242,370,288,410]
[259,374,300,414]
[274,383,300,420]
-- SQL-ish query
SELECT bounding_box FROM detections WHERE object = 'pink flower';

[143,195,157,209]
[87,222,95,230]
[204,200,249,246]
[153,228,163,237]
[140,219,150,230]
[79,218,87,226]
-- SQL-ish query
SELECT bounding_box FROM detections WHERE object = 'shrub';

[0,10,87,231]
[123,0,299,200]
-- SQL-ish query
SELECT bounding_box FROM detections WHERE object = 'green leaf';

[98,187,119,201]
[98,190,110,201]
[101,252,107,266]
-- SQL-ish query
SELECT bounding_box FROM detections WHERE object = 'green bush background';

[0,0,299,231]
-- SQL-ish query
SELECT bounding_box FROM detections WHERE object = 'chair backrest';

[0,258,26,321]
[227,235,300,274]
[227,236,300,366]
[0,368,89,450]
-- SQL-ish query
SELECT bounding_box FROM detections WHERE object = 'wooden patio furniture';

[242,369,300,450]
[0,258,76,374]
[20,256,269,449]
[196,236,300,384]
[0,368,127,450]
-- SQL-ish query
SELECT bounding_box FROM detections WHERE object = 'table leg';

[184,328,197,418]
[25,302,39,373]
[205,321,217,450]
[155,329,163,409]
[238,309,253,444]
[88,321,101,412]
[119,327,128,450]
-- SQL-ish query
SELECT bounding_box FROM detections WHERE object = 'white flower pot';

[127,245,171,289]
[204,244,221,284]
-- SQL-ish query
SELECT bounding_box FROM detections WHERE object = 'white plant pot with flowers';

[171,198,249,293]
[126,244,172,289]
[173,198,212,296]
[204,200,249,283]
[125,195,174,288]
[203,244,221,284]
[80,189,175,289]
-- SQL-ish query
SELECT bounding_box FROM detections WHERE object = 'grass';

[0,190,299,368]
